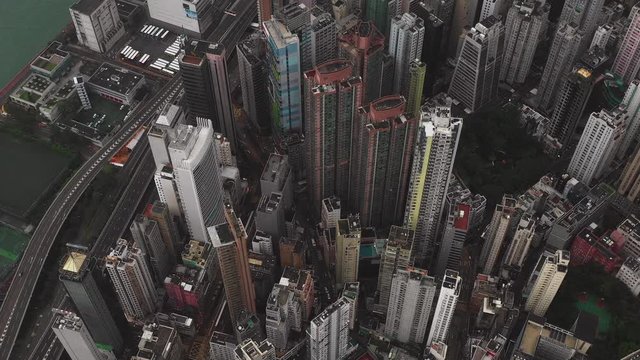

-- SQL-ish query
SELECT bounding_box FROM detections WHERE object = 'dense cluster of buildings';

[8,0,640,359]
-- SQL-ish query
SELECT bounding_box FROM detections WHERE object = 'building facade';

[308,297,351,360]
[389,13,425,94]
[427,269,461,346]
[377,226,414,308]
[336,215,362,287]
[52,311,116,360]
[479,195,517,275]
[524,250,570,317]
[69,0,125,53]
[612,4,640,84]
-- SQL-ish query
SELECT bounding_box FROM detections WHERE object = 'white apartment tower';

[336,215,361,287]
[479,0,507,21]
[434,202,471,278]
[105,239,157,321]
[502,214,536,269]
[377,226,414,308]
[479,195,517,275]
[69,0,125,53]
[568,108,627,185]
[427,269,462,346]
[308,297,351,360]
[404,97,462,266]
[590,24,612,51]
[500,1,549,85]
[448,16,505,112]
[612,4,640,84]
[558,0,605,51]
[389,13,425,94]
[537,23,583,111]
[52,311,116,360]
[616,257,640,296]
[524,250,570,317]
[168,119,225,242]
[384,267,437,344]
[617,81,640,158]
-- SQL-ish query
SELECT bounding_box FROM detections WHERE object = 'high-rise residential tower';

[479,0,507,21]
[147,0,214,37]
[308,297,351,360]
[237,33,271,133]
[617,81,640,158]
[338,21,386,104]
[179,40,236,151]
[263,19,303,135]
[405,60,426,118]
[500,1,550,85]
[384,267,437,344]
[308,7,338,70]
[568,108,627,185]
[52,311,116,360]
[304,60,363,209]
[502,214,536,270]
[619,146,640,203]
[404,97,462,266]
[427,269,461,346]
[336,215,362,287]
[448,16,505,112]
[537,23,583,111]
[479,195,517,275]
[106,239,157,321]
[558,0,605,50]
[524,250,570,317]
[547,67,594,149]
[365,0,398,36]
[130,215,173,285]
[59,249,123,353]
[389,13,425,95]
[351,96,417,228]
[147,200,181,259]
[612,4,640,84]
[409,2,445,95]
[434,202,471,278]
[168,119,225,242]
[377,226,414,308]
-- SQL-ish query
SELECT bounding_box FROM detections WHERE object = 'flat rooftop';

[261,153,289,183]
[88,63,144,96]
[70,0,103,14]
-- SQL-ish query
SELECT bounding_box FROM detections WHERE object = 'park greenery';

[455,104,552,205]
[546,264,640,359]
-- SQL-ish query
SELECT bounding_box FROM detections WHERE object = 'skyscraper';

[558,0,605,50]
[304,60,363,209]
[179,40,236,151]
[502,214,536,269]
[52,310,116,360]
[336,215,362,287]
[308,297,351,360]
[619,146,640,202]
[351,95,417,228]
[612,4,640,84]
[524,250,570,317]
[448,16,505,112]
[547,67,594,149]
[617,80,640,158]
[568,107,627,185]
[404,96,462,266]
[409,3,445,95]
[365,0,398,36]
[427,269,461,346]
[308,7,337,70]
[377,226,414,308]
[389,13,425,94]
[235,338,277,359]
[223,202,257,315]
[130,215,173,285]
[106,239,157,321]
[168,119,225,242]
[500,1,550,85]
[537,23,583,111]
[384,267,437,344]
[434,202,470,278]
[257,0,272,25]
[449,0,480,56]
[479,0,507,21]
[208,207,256,325]
[263,19,303,135]
[338,21,386,104]
[147,0,214,37]
[405,60,426,118]
[238,33,271,133]
[479,195,517,275]
[59,248,123,353]
[265,285,299,350]
[147,200,181,259]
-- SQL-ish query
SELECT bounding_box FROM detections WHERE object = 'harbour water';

[0,0,76,88]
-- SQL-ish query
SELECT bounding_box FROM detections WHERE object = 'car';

[17,272,22,277]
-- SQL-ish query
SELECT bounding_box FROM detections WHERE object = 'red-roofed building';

[570,223,623,273]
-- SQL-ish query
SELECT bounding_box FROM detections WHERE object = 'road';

[208,0,256,53]
[0,74,183,359]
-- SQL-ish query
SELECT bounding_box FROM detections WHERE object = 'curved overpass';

[0,75,183,359]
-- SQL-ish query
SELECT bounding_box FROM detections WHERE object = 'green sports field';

[0,226,28,278]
